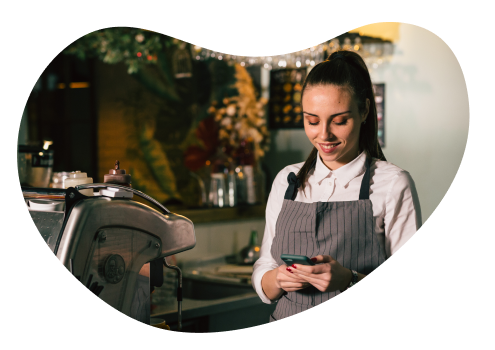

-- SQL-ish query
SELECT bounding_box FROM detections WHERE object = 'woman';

[252,50,422,321]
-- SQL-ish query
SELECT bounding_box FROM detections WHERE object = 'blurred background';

[17,22,468,331]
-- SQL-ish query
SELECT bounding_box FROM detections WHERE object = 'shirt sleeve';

[384,170,422,256]
[252,168,288,304]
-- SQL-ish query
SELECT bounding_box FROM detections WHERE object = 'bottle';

[208,148,231,208]
[238,230,260,265]
[104,160,132,187]
[64,171,93,196]
[234,139,256,205]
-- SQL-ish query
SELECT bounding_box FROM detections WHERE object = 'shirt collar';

[313,151,368,187]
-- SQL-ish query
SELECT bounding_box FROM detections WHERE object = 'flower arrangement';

[208,63,270,162]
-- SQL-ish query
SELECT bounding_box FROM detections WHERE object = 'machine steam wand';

[163,257,182,332]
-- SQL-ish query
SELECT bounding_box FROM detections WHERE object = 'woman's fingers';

[280,281,310,292]
[280,270,307,282]
[277,265,310,292]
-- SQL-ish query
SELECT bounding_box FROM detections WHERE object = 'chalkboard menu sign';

[373,83,385,147]
[269,68,307,129]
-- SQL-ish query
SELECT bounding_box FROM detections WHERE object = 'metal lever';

[75,183,170,214]
[163,257,182,332]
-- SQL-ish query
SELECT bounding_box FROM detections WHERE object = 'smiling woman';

[252,50,422,322]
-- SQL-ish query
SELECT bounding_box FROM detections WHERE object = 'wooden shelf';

[118,196,266,224]
[167,204,266,224]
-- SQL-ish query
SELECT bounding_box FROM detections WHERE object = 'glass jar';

[208,146,236,207]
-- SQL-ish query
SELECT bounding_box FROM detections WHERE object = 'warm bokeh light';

[43,140,53,150]
[349,22,401,42]
[57,82,90,89]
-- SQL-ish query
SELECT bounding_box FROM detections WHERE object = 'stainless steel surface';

[29,210,65,252]
[57,196,195,318]
[26,187,196,325]
[76,183,170,214]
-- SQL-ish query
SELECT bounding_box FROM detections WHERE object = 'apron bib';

[269,157,386,321]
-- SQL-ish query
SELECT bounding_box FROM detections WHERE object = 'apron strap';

[358,156,372,200]
[284,159,316,200]
[284,172,300,200]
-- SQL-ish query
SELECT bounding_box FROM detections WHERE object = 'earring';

[363,120,367,125]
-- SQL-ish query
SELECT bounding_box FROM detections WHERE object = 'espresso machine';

[24,183,195,329]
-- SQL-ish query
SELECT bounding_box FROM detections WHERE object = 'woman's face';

[302,84,369,170]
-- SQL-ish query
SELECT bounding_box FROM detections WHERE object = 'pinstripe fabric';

[269,158,386,322]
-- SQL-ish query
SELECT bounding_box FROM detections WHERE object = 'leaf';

[131,56,180,102]
[139,122,182,201]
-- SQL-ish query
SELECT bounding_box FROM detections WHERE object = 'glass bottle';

[238,230,260,265]
[208,146,234,208]
[234,139,256,205]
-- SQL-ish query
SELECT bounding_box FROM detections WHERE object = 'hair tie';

[332,53,346,60]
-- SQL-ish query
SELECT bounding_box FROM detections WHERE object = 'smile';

[318,142,341,153]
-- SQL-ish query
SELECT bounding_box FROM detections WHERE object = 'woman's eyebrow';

[303,110,351,118]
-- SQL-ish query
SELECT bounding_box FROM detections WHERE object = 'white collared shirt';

[252,151,422,304]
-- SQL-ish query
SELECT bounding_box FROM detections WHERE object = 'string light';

[194,36,394,70]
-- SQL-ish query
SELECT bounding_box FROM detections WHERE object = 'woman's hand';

[288,255,352,292]
[274,264,311,292]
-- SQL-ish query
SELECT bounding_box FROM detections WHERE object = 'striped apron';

[269,157,386,321]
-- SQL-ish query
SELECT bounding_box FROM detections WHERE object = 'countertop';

[151,292,263,323]
[150,256,270,324]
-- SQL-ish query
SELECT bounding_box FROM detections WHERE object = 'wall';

[177,218,265,263]
[263,23,469,223]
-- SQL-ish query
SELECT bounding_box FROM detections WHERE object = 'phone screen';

[280,254,315,266]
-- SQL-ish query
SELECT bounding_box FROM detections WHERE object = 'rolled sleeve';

[384,170,422,256]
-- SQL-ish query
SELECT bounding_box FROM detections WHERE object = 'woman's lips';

[318,142,341,153]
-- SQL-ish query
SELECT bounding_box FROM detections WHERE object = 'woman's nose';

[319,124,333,140]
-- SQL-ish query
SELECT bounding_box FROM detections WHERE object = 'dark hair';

[297,50,386,187]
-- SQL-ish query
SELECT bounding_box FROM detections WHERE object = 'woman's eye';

[308,119,347,125]
[334,119,348,126]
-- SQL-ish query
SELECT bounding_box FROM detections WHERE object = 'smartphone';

[280,254,315,266]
